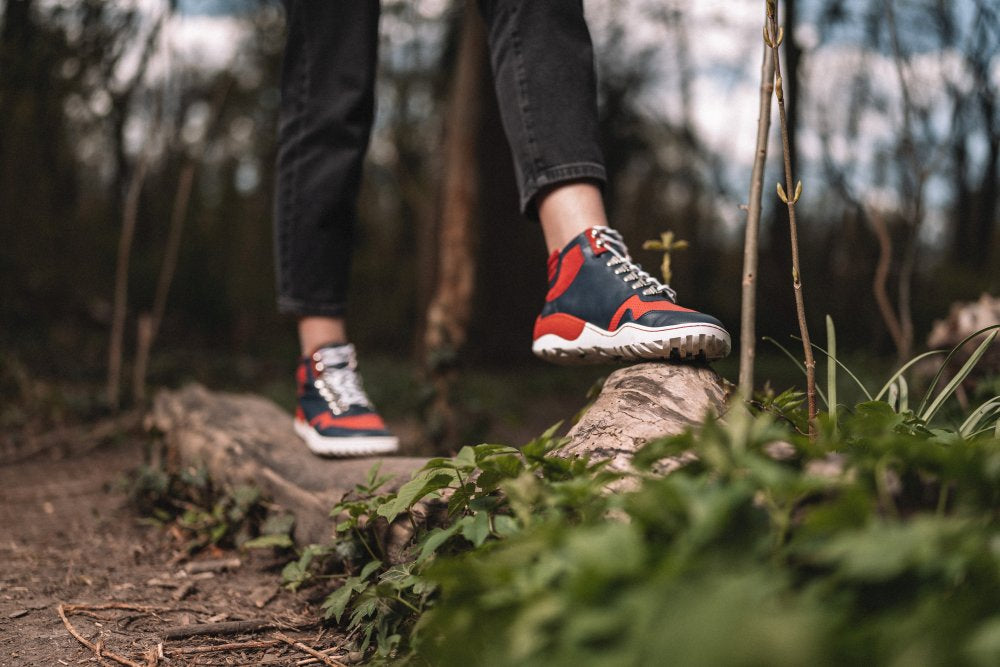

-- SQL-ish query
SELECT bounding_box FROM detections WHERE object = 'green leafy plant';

[282,426,617,657]
[766,322,1000,437]
[123,464,294,553]
[287,324,1000,665]
[415,405,1000,666]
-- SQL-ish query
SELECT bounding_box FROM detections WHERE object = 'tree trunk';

[422,2,487,451]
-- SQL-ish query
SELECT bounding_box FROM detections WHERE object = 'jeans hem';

[521,161,607,216]
[277,297,348,318]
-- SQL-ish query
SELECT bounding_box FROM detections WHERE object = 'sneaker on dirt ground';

[532,226,731,364]
[294,343,399,457]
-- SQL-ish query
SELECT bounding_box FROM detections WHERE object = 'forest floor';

[0,345,822,665]
[0,357,610,666]
[0,422,352,666]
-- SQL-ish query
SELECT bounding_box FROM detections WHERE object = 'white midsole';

[294,419,399,457]
[532,321,731,356]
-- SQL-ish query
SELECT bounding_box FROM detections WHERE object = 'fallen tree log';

[150,366,728,544]
[148,384,428,545]
[559,363,729,479]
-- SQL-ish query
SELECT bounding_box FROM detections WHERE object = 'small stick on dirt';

[274,633,346,667]
[297,646,346,666]
[161,619,273,640]
[64,603,163,614]
[58,604,144,667]
[183,558,242,574]
[171,581,196,601]
[167,639,283,655]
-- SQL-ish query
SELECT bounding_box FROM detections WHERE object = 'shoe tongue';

[316,343,356,369]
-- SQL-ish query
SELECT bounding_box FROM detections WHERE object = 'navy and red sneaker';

[533,226,730,364]
[294,343,399,457]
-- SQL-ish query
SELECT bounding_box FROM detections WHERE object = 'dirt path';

[0,432,344,666]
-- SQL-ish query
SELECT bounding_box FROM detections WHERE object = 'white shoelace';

[591,227,678,301]
[313,344,372,414]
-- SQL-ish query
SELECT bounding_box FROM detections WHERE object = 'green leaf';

[461,511,491,547]
[472,444,521,462]
[417,523,464,563]
[242,533,294,550]
[960,397,1000,438]
[921,330,999,423]
[322,576,369,622]
[454,446,477,470]
[359,558,384,580]
[492,514,520,537]
[916,324,1000,416]
[377,469,458,523]
[966,616,1000,667]
[259,513,295,537]
[873,350,946,401]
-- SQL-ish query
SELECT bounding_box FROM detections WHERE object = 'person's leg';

[477,0,730,363]
[299,317,347,355]
[276,0,397,455]
[476,0,606,222]
[275,0,378,341]
[536,181,607,254]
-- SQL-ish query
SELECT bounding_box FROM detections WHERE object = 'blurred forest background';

[1,0,998,446]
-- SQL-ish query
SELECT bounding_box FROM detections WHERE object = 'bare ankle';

[537,181,609,253]
[298,316,348,355]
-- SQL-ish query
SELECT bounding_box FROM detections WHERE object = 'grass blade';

[897,375,908,414]
[916,324,1000,417]
[920,330,998,424]
[874,351,946,402]
[826,315,838,430]
[960,397,1000,438]
[763,336,828,408]
[794,336,872,401]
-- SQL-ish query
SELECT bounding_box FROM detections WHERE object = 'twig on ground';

[297,646,346,666]
[171,581,196,601]
[58,604,144,667]
[166,639,283,655]
[183,558,242,575]
[161,619,273,640]
[274,633,346,667]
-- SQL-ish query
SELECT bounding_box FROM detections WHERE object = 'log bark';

[148,385,428,545]
[559,363,728,478]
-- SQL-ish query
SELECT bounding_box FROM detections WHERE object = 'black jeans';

[275,0,606,317]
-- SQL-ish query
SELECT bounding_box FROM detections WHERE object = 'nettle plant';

[283,325,1000,664]
[281,426,616,656]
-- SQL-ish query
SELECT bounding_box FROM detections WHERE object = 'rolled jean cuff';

[277,296,348,318]
[521,161,607,218]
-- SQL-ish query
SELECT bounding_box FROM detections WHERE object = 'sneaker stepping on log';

[532,226,731,364]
